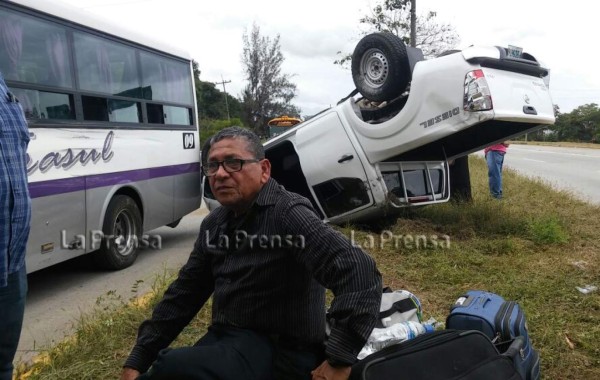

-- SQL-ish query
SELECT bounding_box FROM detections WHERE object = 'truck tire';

[93,195,142,270]
[352,32,410,102]
[437,49,461,57]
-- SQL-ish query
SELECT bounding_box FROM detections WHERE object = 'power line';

[213,76,231,121]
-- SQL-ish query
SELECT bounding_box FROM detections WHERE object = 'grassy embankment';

[15,156,600,379]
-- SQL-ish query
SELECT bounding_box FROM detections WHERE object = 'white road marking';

[522,158,545,163]
[512,146,600,158]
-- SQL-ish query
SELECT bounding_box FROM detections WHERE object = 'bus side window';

[147,103,165,124]
[74,32,140,97]
[140,52,193,105]
[147,104,192,126]
[82,96,109,122]
[8,88,75,121]
[0,8,73,88]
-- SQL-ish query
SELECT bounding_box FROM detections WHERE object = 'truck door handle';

[338,154,354,163]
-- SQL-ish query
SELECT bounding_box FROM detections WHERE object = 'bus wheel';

[94,195,142,270]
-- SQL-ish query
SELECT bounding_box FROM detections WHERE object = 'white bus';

[1,0,202,272]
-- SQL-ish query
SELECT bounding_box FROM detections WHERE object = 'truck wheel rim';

[361,48,389,88]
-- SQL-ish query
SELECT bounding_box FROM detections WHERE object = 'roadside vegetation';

[510,140,600,150]
[15,156,600,379]
[547,103,600,144]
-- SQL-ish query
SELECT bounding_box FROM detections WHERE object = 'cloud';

[281,28,359,60]
[57,0,600,115]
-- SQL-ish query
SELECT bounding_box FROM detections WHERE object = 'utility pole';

[213,75,231,121]
[410,0,417,47]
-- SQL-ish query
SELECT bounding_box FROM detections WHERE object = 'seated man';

[121,127,382,380]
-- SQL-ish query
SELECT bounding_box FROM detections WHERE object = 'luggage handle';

[451,293,493,310]
[502,336,526,360]
[478,294,494,308]
[379,298,417,319]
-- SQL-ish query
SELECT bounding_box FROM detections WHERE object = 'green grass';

[15,157,600,379]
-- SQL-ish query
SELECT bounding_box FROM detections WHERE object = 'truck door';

[295,112,374,220]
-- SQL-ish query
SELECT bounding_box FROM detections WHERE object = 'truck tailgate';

[483,68,554,124]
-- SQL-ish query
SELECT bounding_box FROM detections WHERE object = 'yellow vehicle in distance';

[268,115,302,137]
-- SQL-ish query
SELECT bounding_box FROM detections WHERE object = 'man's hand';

[120,367,140,380]
[311,360,351,380]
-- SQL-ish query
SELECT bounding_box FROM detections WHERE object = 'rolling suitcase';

[446,290,540,380]
[350,329,522,380]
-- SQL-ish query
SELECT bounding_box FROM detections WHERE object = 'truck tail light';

[463,69,493,111]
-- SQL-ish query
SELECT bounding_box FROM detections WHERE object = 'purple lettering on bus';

[27,131,115,175]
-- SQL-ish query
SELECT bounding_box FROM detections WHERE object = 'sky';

[56,0,600,117]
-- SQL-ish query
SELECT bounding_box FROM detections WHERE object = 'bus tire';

[93,195,142,270]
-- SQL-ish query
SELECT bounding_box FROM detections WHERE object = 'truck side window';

[383,169,443,199]
[313,177,370,217]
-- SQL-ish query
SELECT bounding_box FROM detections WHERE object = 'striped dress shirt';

[0,72,31,287]
[125,178,382,372]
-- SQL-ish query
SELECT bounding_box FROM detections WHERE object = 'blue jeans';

[0,265,27,380]
[486,150,505,199]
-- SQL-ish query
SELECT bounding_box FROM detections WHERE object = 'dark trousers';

[138,325,323,380]
[0,266,27,380]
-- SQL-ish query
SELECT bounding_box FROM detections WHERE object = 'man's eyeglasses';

[202,158,260,176]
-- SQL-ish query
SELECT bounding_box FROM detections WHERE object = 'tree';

[550,103,600,143]
[240,23,300,136]
[335,0,459,66]
[197,81,242,120]
[200,118,245,144]
[192,60,241,121]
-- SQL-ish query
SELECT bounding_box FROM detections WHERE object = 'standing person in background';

[485,142,509,199]
[0,72,31,380]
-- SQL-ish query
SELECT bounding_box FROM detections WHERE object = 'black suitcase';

[350,330,523,380]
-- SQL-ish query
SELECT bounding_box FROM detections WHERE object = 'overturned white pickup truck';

[204,33,555,224]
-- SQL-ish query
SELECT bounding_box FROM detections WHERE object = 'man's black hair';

[202,127,264,165]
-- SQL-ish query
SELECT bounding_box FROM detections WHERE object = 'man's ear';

[260,159,271,184]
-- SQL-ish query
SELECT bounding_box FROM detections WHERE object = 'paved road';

[476,145,600,205]
[16,206,208,364]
